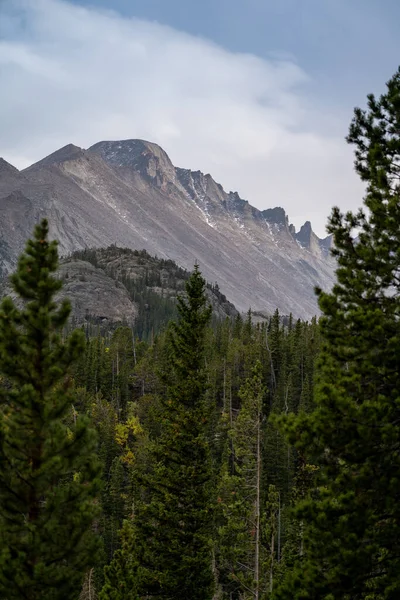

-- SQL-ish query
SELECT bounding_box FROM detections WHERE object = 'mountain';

[0,139,335,317]
[0,246,238,338]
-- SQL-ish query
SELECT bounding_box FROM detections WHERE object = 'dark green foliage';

[102,457,126,561]
[100,521,138,600]
[64,271,320,597]
[0,225,324,597]
[217,361,266,599]
[274,68,400,600]
[0,220,102,599]
[69,246,237,341]
[70,246,187,340]
[133,265,215,600]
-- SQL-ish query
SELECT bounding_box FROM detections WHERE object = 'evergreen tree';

[274,68,400,599]
[263,484,281,598]
[133,265,215,599]
[0,220,102,599]
[217,361,266,600]
[100,521,138,600]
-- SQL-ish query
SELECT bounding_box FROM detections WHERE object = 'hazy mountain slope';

[0,139,335,317]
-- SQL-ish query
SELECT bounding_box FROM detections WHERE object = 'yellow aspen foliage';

[115,416,143,465]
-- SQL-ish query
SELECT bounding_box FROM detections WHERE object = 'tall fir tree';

[100,521,138,600]
[274,68,400,599]
[217,361,266,600]
[129,265,215,599]
[0,220,102,600]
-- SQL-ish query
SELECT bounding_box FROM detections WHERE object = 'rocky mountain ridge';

[0,247,238,338]
[0,139,336,317]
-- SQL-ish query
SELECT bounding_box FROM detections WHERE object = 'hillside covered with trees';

[0,67,399,600]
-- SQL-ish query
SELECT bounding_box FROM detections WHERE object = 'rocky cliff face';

[0,247,238,327]
[0,139,335,318]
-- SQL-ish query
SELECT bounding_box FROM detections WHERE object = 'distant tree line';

[0,66,400,600]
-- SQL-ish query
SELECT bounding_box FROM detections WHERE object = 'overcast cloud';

[0,0,365,235]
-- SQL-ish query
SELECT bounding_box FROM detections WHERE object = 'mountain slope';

[0,139,335,317]
[0,247,238,339]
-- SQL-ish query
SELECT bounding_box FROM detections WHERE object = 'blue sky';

[1,0,399,234]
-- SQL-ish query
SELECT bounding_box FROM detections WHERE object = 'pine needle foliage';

[0,220,102,600]
[134,264,215,600]
[274,67,400,600]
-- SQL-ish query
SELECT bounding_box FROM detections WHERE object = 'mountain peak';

[88,139,168,164]
[0,158,19,176]
[0,137,336,318]
[88,139,176,188]
[296,222,333,255]
[300,220,312,233]
[295,220,323,254]
[262,207,288,226]
[24,144,84,172]
[0,156,19,173]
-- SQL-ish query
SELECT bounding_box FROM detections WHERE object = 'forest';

[0,69,399,600]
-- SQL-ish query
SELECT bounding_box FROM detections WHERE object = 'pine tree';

[274,68,400,599]
[0,220,102,599]
[217,361,266,600]
[133,265,215,600]
[263,484,280,598]
[100,521,138,600]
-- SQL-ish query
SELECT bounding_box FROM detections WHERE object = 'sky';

[1,0,399,235]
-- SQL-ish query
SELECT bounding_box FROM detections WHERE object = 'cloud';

[0,0,363,235]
